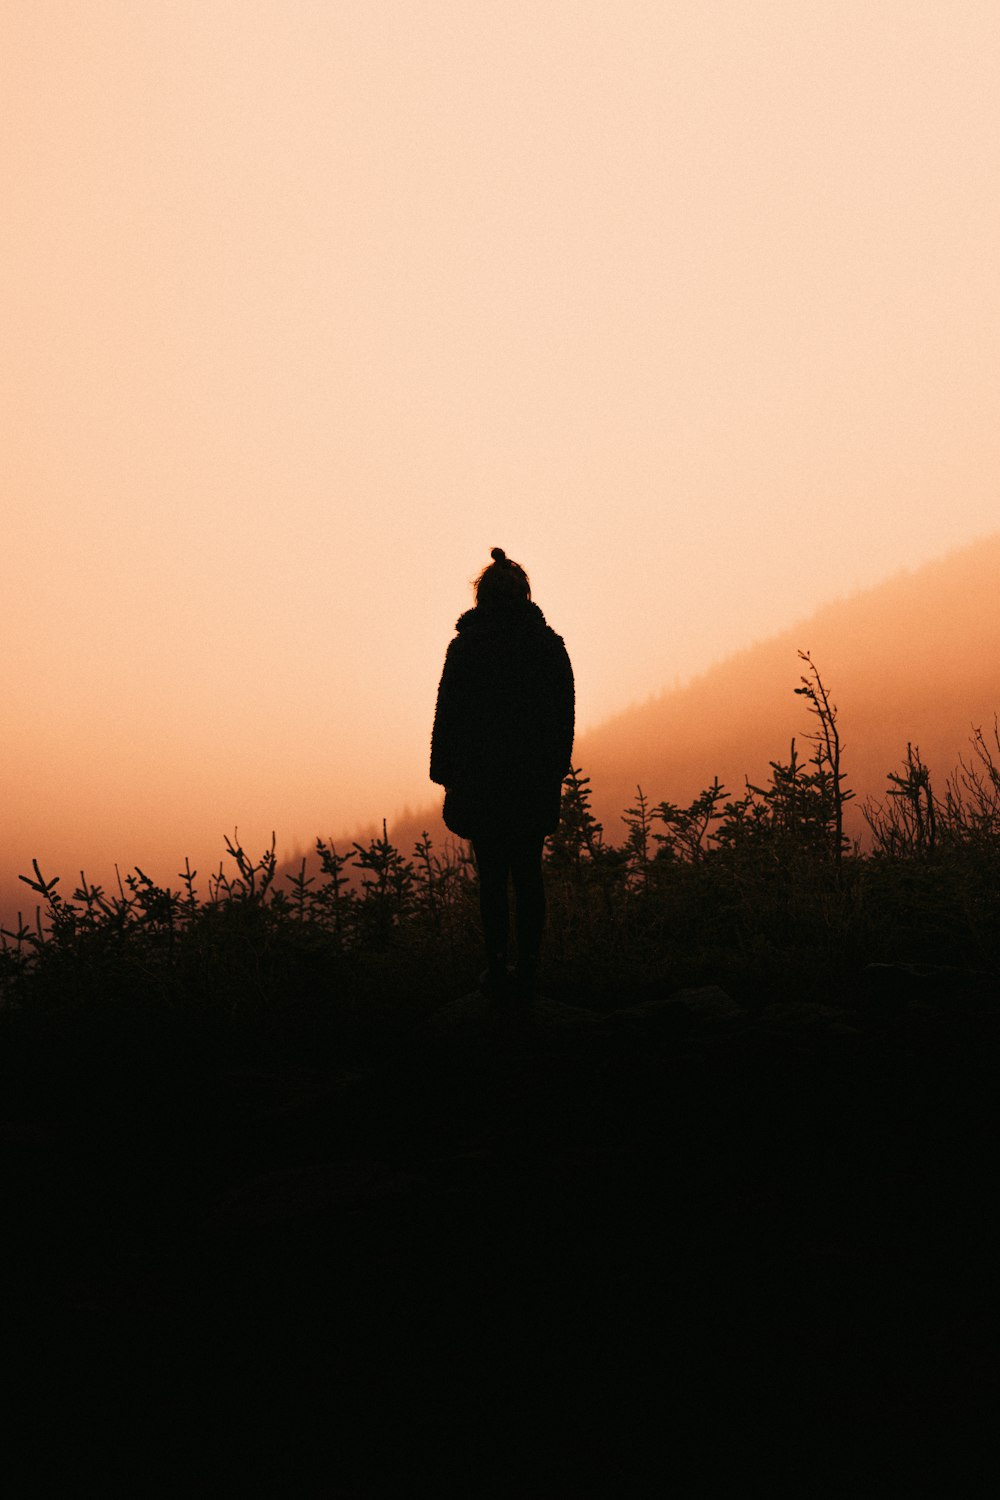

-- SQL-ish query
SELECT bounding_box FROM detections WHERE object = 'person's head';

[474,547,531,609]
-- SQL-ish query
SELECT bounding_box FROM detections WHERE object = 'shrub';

[4,658,997,1023]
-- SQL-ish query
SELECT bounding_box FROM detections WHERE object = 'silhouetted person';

[430,548,574,997]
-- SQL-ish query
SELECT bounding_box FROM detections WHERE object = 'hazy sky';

[3,1,999,901]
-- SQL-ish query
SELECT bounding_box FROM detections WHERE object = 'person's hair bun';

[474,547,530,605]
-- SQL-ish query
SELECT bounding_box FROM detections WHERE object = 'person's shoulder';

[442,610,478,662]
[525,602,557,636]
[534,609,569,654]
[531,615,571,676]
[445,608,478,643]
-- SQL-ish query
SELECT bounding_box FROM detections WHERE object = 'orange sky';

[3,2,999,916]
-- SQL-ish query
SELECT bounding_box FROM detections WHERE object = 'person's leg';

[509,834,546,990]
[471,835,511,990]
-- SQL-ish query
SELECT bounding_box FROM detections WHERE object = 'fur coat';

[430,599,575,840]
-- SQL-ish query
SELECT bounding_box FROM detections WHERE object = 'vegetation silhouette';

[3,654,999,1013]
[569,530,1000,845]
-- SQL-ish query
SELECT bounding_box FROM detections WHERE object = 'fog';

[4,3,999,920]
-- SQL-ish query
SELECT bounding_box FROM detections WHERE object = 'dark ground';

[3,971,998,1494]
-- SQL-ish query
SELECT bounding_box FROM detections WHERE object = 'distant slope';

[389,532,1000,852]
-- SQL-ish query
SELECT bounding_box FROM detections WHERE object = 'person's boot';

[478,952,509,1000]
[512,953,539,1005]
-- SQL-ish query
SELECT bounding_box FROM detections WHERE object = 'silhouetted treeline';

[3,658,1000,1025]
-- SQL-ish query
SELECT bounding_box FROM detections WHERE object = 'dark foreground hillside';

[3,967,997,1494]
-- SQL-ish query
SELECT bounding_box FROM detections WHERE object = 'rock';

[421,989,597,1037]
[420,989,495,1033]
[758,999,861,1036]
[598,984,742,1043]
[598,995,695,1042]
[863,961,994,1003]
[668,984,744,1021]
